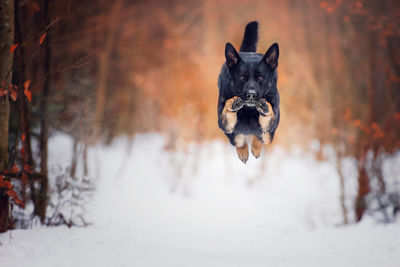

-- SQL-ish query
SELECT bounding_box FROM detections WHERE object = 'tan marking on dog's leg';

[221,97,240,133]
[234,134,246,147]
[223,112,237,134]
[259,101,275,132]
[261,133,271,145]
[251,135,263,158]
[259,115,273,130]
[235,134,248,163]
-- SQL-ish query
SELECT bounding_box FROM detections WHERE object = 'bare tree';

[0,0,15,233]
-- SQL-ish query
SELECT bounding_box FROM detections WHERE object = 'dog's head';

[225,42,279,106]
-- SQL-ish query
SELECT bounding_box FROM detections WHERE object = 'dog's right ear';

[225,43,241,68]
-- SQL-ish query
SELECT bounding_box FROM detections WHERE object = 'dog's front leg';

[256,99,275,145]
[219,96,243,134]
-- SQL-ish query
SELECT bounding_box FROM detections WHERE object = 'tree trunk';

[13,0,35,203]
[36,0,51,223]
[70,139,78,178]
[355,160,370,222]
[91,2,122,142]
[83,142,88,176]
[336,152,348,224]
[0,0,15,233]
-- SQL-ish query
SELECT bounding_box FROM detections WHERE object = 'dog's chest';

[235,107,262,135]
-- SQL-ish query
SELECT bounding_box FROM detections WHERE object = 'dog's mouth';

[243,100,257,107]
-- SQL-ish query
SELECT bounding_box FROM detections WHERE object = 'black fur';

[240,21,258,52]
[218,21,280,146]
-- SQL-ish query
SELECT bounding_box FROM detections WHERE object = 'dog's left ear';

[225,43,241,68]
[262,43,279,70]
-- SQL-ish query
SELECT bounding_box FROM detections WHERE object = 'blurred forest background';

[1,0,400,232]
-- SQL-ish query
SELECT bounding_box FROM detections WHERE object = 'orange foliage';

[10,165,19,174]
[23,165,33,174]
[9,43,19,53]
[0,176,24,208]
[395,113,400,122]
[24,80,32,102]
[39,33,47,45]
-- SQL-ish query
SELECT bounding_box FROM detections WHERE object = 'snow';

[1,222,400,267]
[1,133,400,266]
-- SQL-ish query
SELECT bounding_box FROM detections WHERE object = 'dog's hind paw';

[251,135,263,158]
[236,144,249,163]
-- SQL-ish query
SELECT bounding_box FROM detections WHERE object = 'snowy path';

[1,134,400,266]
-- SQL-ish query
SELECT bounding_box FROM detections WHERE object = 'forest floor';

[1,134,400,267]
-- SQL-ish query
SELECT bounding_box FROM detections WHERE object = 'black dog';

[217,21,280,163]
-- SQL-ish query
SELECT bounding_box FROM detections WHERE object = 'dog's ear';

[261,43,279,70]
[225,43,241,68]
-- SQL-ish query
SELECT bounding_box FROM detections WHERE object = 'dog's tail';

[240,21,258,52]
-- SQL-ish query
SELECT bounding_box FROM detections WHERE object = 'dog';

[217,21,280,163]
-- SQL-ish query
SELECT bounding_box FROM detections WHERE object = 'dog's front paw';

[227,96,244,112]
[256,98,272,116]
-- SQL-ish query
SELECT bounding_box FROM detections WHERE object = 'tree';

[0,0,15,233]
[36,0,52,223]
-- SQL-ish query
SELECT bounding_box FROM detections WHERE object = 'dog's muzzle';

[244,89,257,107]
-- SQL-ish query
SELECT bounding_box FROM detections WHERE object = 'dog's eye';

[239,75,246,82]
[257,76,264,82]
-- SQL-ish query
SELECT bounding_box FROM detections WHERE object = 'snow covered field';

[1,134,400,266]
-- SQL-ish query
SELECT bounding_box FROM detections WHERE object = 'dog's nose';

[246,89,256,101]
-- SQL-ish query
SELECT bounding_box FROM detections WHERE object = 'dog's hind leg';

[251,135,263,158]
[234,134,249,163]
[219,96,243,134]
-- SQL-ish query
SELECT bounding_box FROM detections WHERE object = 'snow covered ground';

[1,133,400,266]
